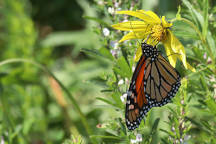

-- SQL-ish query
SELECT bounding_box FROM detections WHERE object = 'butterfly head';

[141,42,159,61]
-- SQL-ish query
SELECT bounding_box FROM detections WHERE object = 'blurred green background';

[0,0,216,143]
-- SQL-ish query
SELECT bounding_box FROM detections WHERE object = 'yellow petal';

[119,31,151,43]
[134,45,142,62]
[161,16,172,28]
[186,62,196,72]
[163,37,178,67]
[111,21,148,31]
[163,30,195,72]
[167,30,187,69]
[116,10,160,24]
[137,10,161,23]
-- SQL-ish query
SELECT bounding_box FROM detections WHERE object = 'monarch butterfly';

[125,42,181,130]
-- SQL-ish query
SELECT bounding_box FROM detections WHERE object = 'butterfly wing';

[143,54,181,107]
[125,55,151,130]
[125,54,181,130]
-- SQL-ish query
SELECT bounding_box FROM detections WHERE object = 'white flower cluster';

[1,137,4,144]
[120,93,127,102]
[130,134,142,144]
[102,28,110,37]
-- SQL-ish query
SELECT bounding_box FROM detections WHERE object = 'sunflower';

[112,10,195,72]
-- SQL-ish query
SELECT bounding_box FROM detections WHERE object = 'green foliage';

[85,0,216,143]
[63,135,85,144]
[0,0,215,143]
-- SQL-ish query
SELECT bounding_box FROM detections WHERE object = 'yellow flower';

[112,10,195,72]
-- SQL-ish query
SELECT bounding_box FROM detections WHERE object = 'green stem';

[0,58,95,143]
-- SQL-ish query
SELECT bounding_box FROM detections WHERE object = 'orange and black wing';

[125,55,152,130]
[125,53,181,130]
[143,54,181,108]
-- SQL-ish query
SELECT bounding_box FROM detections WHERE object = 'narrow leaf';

[202,0,209,38]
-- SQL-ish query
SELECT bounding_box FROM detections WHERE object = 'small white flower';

[97,0,103,5]
[207,57,212,64]
[108,7,115,15]
[132,66,136,72]
[110,41,118,49]
[136,134,142,142]
[123,40,129,45]
[184,135,191,141]
[114,2,119,8]
[125,78,129,85]
[123,19,128,23]
[117,8,122,11]
[120,93,127,102]
[130,139,137,144]
[171,126,175,132]
[110,49,117,57]
[118,79,124,85]
[209,75,216,82]
[1,137,4,144]
[103,28,110,37]
[203,53,207,59]
[213,84,216,99]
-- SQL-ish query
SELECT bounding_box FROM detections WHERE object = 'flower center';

[151,24,166,41]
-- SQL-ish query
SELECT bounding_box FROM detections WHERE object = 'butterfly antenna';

[144,34,151,44]
[160,53,181,60]
[144,24,156,45]
[140,24,150,44]
[167,53,181,57]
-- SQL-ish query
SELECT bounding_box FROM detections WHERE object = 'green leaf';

[161,138,171,144]
[205,98,216,115]
[90,135,123,140]
[160,129,175,138]
[200,120,212,131]
[101,89,113,93]
[0,72,8,78]
[111,92,124,109]
[81,48,104,57]
[182,0,204,29]
[118,118,127,135]
[41,30,100,57]
[0,82,3,97]
[96,97,115,106]
[150,118,160,135]
[206,31,216,57]
[113,56,132,78]
[202,0,209,38]
[99,47,114,61]
[199,74,209,91]
[11,125,22,140]
[167,106,178,118]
